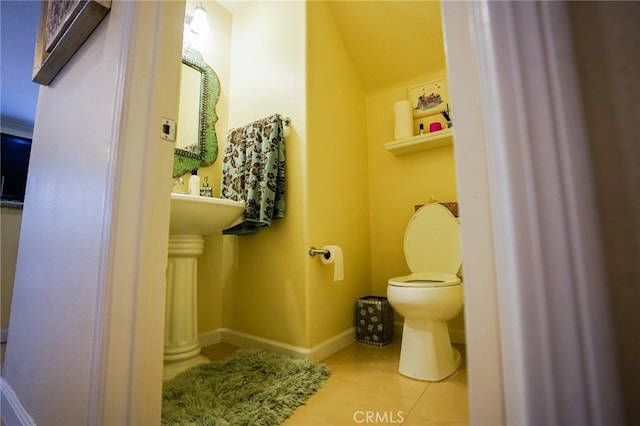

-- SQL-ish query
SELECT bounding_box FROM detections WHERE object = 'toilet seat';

[404,203,461,275]
[389,204,462,288]
[389,272,461,288]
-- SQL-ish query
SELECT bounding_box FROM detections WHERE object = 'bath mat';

[162,348,331,425]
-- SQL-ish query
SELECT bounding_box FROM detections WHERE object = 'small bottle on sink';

[188,169,200,196]
[200,176,213,197]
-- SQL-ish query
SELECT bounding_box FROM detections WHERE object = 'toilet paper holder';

[308,246,330,258]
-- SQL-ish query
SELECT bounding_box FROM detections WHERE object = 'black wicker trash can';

[356,296,394,346]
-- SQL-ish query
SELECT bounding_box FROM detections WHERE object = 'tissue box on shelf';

[356,296,394,346]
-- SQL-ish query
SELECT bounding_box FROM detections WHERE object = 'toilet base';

[398,318,461,381]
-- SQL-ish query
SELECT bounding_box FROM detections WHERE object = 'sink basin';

[169,193,245,235]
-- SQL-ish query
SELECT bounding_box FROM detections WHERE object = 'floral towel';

[221,114,286,235]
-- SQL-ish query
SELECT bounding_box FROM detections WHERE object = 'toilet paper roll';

[393,100,413,140]
[320,245,344,282]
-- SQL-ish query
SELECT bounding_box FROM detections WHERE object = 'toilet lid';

[404,203,461,274]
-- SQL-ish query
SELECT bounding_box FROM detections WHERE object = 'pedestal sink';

[164,193,244,380]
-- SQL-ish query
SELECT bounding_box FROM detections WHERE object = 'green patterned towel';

[221,114,286,235]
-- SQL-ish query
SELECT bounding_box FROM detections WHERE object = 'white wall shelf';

[384,128,453,156]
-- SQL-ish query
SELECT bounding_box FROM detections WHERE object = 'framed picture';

[409,78,449,118]
[33,0,112,86]
[45,1,84,53]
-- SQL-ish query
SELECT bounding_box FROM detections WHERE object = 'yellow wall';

[224,0,309,347]
[366,73,459,296]
[306,1,371,346]
[183,0,232,197]
[177,1,233,333]
[365,74,464,338]
[190,0,463,347]
[1,208,22,331]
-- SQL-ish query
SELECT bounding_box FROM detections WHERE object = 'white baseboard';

[198,324,464,360]
[1,329,7,343]
[308,328,356,362]
[219,328,312,359]
[0,378,36,426]
[198,329,221,347]
[199,327,356,362]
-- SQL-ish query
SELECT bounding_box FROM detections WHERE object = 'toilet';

[387,203,463,381]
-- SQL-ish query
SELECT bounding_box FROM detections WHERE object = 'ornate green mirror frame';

[173,42,221,178]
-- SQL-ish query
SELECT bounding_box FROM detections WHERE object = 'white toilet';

[387,203,463,381]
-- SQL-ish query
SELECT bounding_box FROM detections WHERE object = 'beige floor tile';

[419,377,468,407]
[3,338,468,424]
[325,339,404,373]
[284,376,416,426]
[403,368,469,425]
[200,341,239,361]
[403,394,469,426]
[323,341,431,399]
[183,339,468,425]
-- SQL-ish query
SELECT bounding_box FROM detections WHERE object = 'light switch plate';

[161,118,176,141]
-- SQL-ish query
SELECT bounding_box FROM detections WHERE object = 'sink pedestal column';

[163,234,209,380]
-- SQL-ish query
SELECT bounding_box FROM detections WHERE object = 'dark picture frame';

[32,0,112,86]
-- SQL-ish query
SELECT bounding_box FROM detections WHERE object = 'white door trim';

[440,1,505,424]
[0,378,36,426]
[86,1,184,424]
[442,1,623,425]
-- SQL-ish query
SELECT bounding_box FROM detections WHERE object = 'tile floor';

[201,339,469,425]
[0,339,468,425]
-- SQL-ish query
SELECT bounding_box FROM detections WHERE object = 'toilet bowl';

[387,203,463,381]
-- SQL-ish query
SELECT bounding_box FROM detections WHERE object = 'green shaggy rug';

[162,348,331,425]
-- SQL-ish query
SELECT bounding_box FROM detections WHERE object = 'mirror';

[173,41,221,178]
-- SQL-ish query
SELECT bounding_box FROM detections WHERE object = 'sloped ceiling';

[327,0,446,91]
[1,1,447,129]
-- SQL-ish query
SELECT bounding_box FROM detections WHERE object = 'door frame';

[442,1,623,424]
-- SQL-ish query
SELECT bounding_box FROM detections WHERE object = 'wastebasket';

[356,296,394,346]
